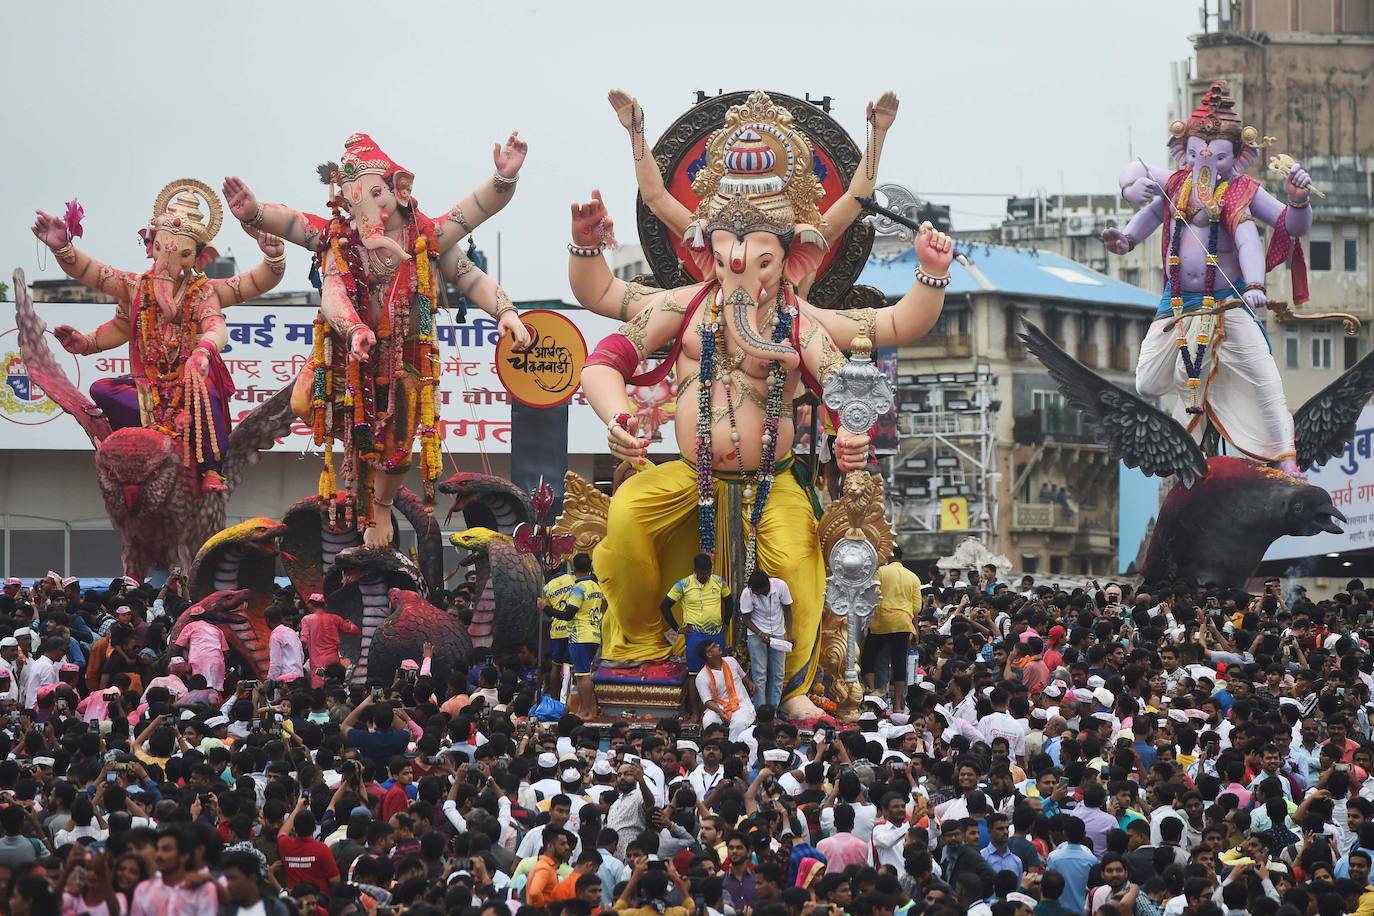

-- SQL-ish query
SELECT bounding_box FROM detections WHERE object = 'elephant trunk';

[724,286,800,371]
[151,273,178,313]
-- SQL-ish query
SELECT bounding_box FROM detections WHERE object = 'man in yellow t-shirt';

[661,553,734,718]
[860,545,921,713]
[540,568,578,697]
[556,554,605,719]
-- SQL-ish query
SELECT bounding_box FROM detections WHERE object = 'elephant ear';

[1168,137,1188,169]
[195,245,220,273]
[1235,144,1261,173]
[784,225,828,288]
[681,220,713,277]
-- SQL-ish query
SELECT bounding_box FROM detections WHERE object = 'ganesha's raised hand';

[866,91,899,130]
[571,191,613,247]
[31,210,70,251]
[1286,161,1313,202]
[608,89,643,132]
[222,176,259,223]
[915,221,955,275]
[1121,176,1160,207]
[256,232,285,259]
[349,326,377,362]
[493,131,528,179]
[52,325,93,356]
[835,431,871,473]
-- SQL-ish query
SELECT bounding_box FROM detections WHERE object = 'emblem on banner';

[0,351,58,419]
[496,310,587,408]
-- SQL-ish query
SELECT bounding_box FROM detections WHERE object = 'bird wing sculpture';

[12,268,111,444]
[1017,319,1209,488]
[1293,346,1374,471]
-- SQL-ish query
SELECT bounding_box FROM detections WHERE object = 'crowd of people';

[0,559,1372,916]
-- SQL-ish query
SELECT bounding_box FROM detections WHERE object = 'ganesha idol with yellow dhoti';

[572,89,954,718]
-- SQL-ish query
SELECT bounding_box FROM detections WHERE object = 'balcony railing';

[911,334,972,357]
[1012,409,1099,446]
[1011,501,1080,533]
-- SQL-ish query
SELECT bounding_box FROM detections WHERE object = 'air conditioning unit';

[1065,215,1093,237]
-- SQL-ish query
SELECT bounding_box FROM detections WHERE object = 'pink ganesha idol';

[31,179,287,491]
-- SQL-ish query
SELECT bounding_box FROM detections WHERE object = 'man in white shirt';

[978,686,1028,762]
[688,740,728,803]
[870,792,908,871]
[739,570,792,709]
[0,638,21,703]
[23,636,66,709]
[266,606,305,685]
[695,641,756,741]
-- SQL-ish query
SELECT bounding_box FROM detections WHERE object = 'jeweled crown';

[692,90,826,238]
[150,178,222,244]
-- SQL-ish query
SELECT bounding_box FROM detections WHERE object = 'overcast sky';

[3,1,1199,302]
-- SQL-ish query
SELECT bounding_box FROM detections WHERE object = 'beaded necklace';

[695,285,794,572]
[1167,175,1228,415]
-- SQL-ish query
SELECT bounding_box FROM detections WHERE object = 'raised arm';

[820,92,899,246]
[608,91,693,239]
[432,132,528,256]
[1102,197,1168,260]
[31,210,138,303]
[567,190,646,320]
[223,176,329,253]
[804,222,955,352]
[1249,161,1314,238]
[32,211,138,356]
[213,233,286,308]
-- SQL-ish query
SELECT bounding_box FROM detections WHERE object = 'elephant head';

[1167,81,1261,207]
[142,180,224,313]
[683,199,826,372]
[332,133,413,263]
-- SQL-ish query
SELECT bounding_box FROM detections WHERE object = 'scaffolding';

[885,365,1000,559]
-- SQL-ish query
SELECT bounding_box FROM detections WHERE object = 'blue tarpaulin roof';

[857,244,1157,309]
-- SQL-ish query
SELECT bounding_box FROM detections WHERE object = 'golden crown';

[692,90,825,235]
[150,178,222,245]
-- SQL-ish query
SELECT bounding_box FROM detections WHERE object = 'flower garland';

[1168,175,1228,415]
[134,273,209,464]
[307,211,444,528]
[695,284,794,572]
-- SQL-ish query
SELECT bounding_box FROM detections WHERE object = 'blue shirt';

[981,843,1024,882]
[1046,842,1098,914]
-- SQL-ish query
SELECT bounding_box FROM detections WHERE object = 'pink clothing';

[1219,781,1252,809]
[143,675,189,702]
[75,692,115,724]
[173,621,228,691]
[269,624,306,682]
[129,873,218,916]
[816,831,871,873]
[300,611,360,687]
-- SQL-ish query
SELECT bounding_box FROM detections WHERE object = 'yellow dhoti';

[595,455,824,702]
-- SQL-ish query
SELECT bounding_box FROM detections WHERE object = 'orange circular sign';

[495,309,588,409]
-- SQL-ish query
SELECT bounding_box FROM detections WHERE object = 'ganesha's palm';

[32,212,69,250]
[222,177,258,222]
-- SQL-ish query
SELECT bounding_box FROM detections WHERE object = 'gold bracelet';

[54,244,77,266]
[245,204,265,228]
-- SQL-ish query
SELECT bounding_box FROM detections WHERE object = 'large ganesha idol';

[21,182,297,578]
[570,89,954,718]
[221,130,530,550]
